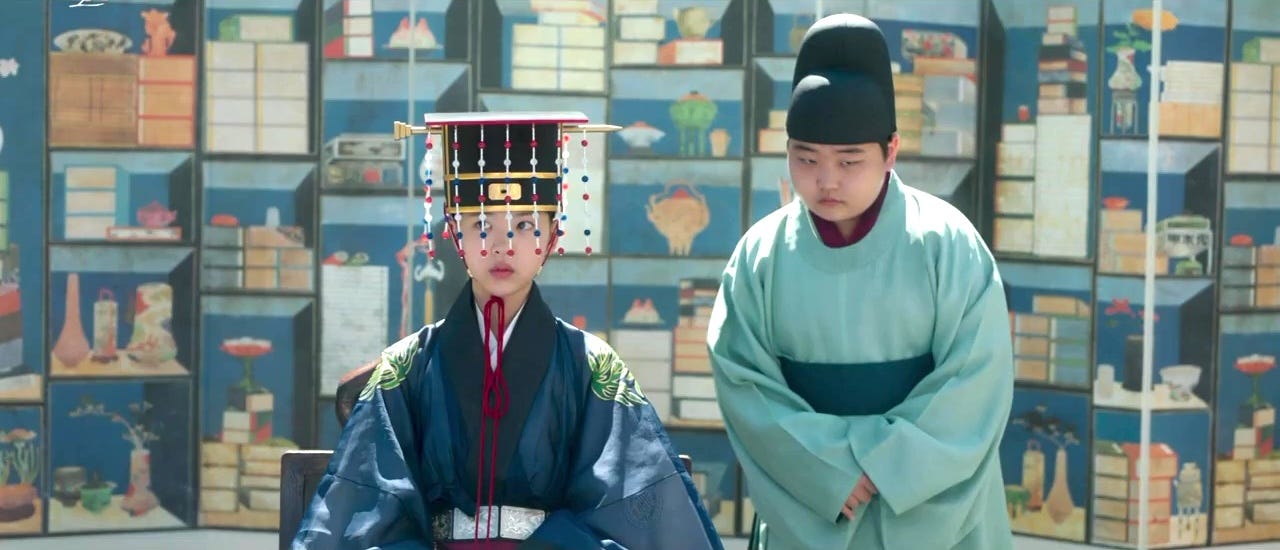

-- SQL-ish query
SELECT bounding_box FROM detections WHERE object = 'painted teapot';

[137,200,177,228]
[673,7,712,39]
[645,182,710,256]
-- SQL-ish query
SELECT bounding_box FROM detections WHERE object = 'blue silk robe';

[292,282,723,549]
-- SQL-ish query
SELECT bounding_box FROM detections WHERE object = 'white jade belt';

[432,505,546,541]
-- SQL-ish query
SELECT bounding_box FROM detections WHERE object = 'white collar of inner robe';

[476,302,525,370]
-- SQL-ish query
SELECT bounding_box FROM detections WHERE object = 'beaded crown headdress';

[393,112,619,260]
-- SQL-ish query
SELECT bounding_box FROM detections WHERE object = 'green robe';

[707,173,1015,549]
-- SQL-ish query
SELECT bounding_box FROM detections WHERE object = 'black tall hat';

[787,13,897,145]
[393,111,619,258]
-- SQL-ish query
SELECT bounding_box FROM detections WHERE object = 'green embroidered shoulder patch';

[359,333,421,401]
[585,337,647,407]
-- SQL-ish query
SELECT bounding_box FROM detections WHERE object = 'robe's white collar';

[476,302,525,370]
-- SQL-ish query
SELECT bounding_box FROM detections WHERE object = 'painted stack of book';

[1125,442,1177,546]
[1092,440,1177,545]
[610,325,673,421]
[1221,242,1280,308]
[322,0,374,58]
[993,123,1036,254]
[895,73,925,155]
[612,0,663,65]
[510,0,606,92]
[1248,403,1277,456]
[200,439,292,528]
[1031,112,1092,259]
[993,120,1091,262]
[1093,440,1133,543]
[1228,42,1280,173]
[202,225,314,292]
[1009,294,1090,386]
[1215,455,1280,532]
[136,54,198,148]
[670,278,719,426]
[62,165,126,241]
[1258,244,1280,307]
[922,75,977,157]
[200,385,287,527]
[1036,23,1087,114]
[1098,202,1169,276]
[756,107,788,154]
[1244,458,1280,528]
[1263,240,1280,308]
[1227,62,1276,173]
[223,390,274,446]
[1158,60,1224,138]
[205,13,310,154]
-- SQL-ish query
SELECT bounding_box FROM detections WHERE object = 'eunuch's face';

[453,212,553,299]
[787,136,899,224]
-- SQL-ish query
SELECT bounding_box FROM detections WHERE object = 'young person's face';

[787,134,899,224]
[454,211,553,300]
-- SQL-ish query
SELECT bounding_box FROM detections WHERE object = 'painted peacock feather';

[359,334,420,401]
[588,348,646,406]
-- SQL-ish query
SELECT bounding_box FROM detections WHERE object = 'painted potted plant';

[77,470,115,514]
[1235,355,1276,456]
[1011,405,1080,525]
[1106,23,1149,90]
[0,428,38,521]
[1104,298,1159,394]
[668,91,717,157]
[220,337,274,418]
[69,396,161,516]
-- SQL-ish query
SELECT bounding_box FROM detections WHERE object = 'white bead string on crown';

[419,133,436,259]
[451,125,462,257]
[530,124,543,256]
[478,125,489,257]
[579,127,592,255]
[503,124,514,256]
[555,131,566,256]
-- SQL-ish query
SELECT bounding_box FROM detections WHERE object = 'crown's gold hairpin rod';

[392,121,622,141]
[563,123,624,133]
[392,121,428,141]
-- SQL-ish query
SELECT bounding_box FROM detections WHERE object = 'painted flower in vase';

[1103,298,1158,329]
[1235,354,1275,378]
[221,337,272,394]
[1234,354,1276,457]
[1011,405,1080,525]
[1106,24,1148,92]
[69,397,161,516]
[221,337,274,436]
[0,428,39,522]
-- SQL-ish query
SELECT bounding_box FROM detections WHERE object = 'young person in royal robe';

[705,14,1016,550]
[292,112,723,550]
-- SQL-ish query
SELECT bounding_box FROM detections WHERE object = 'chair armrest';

[334,361,378,427]
[279,450,334,550]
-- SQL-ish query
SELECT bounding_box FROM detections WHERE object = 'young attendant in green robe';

[706,14,1016,550]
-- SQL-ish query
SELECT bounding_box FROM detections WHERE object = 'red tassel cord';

[474,296,510,547]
